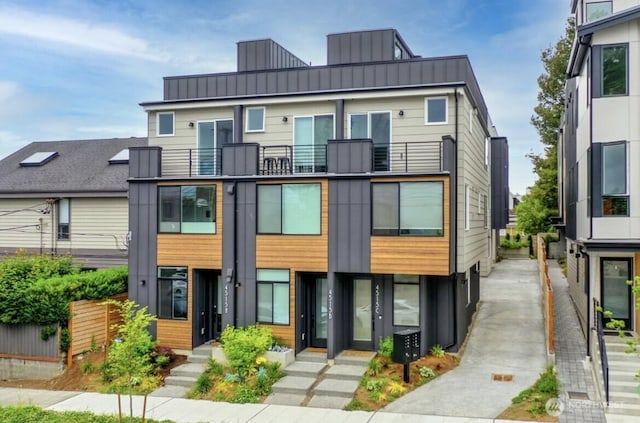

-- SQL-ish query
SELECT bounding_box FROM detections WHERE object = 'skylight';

[19,152,58,167]
[109,149,129,164]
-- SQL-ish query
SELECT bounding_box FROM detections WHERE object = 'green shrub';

[194,373,213,394]
[367,357,383,376]
[419,366,436,379]
[221,325,273,380]
[378,336,393,358]
[430,344,445,358]
[40,325,57,341]
[81,361,95,375]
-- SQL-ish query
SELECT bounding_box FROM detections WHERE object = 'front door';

[193,270,220,347]
[351,278,374,350]
[298,275,328,351]
[601,258,633,330]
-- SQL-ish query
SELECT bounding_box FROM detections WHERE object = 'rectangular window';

[602,142,628,216]
[246,107,265,132]
[257,183,321,234]
[465,184,470,230]
[602,45,627,96]
[157,112,174,136]
[425,97,447,124]
[57,198,70,240]
[198,119,233,175]
[393,275,419,326]
[257,269,289,325]
[158,185,216,233]
[372,181,443,236]
[586,1,612,22]
[294,115,333,173]
[158,267,188,320]
[348,112,391,171]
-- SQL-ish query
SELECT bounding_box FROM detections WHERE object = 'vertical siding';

[0,324,59,359]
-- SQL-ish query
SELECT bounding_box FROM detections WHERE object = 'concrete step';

[271,375,316,395]
[334,351,375,365]
[191,344,213,356]
[312,378,359,398]
[609,380,640,394]
[148,385,189,398]
[284,361,327,378]
[608,360,639,371]
[164,375,197,388]
[607,351,638,361]
[606,402,640,417]
[263,393,306,406]
[324,364,367,381]
[170,363,206,378]
[307,394,353,409]
[295,351,327,363]
[187,354,209,364]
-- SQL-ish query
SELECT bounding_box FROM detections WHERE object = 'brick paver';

[548,260,607,423]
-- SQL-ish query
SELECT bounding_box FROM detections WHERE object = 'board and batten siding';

[0,198,51,252]
[255,179,329,348]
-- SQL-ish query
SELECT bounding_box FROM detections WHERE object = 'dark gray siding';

[564,79,579,238]
[237,39,308,72]
[490,137,509,230]
[442,136,457,275]
[234,182,257,327]
[326,29,415,65]
[328,179,371,273]
[327,140,372,174]
[160,57,489,129]
[0,324,59,359]
[128,147,161,336]
[222,144,259,176]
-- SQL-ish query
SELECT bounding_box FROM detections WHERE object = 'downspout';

[232,181,238,327]
[448,87,460,350]
[586,42,593,357]
[585,251,591,357]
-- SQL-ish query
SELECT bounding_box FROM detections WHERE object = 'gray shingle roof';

[0,137,147,196]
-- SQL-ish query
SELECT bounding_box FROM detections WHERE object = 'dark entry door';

[601,258,633,330]
[297,275,328,352]
[193,270,220,347]
[351,278,374,350]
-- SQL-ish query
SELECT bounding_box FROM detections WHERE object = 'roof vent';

[19,151,58,167]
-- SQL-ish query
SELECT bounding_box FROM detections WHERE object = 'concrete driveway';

[384,258,549,418]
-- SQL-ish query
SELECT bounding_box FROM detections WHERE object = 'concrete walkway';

[384,258,548,418]
[547,260,607,423]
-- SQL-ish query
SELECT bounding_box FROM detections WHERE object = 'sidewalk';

[384,258,548,418]
[547,260,606,423]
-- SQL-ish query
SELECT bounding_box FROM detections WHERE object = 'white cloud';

[0,6,163,61]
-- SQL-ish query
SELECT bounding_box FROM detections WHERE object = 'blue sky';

[0,0,569,194]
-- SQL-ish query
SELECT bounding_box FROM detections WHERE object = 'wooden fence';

[67,293,127,366]
[537,234,555,354]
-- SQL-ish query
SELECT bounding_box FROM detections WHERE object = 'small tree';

[103,299,158,423]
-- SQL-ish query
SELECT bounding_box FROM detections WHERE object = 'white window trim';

[424,97,448,125]
[157,111,175,137]
[245,107,266,133]
[465,184,470,230]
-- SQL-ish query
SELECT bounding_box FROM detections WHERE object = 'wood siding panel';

[157,319,192,350]
[68,293,126,357]
[370,176,450,275]
[255,179,329,348]
[635,254,640,332]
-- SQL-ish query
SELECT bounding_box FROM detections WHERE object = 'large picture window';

[158,267,188,320]
[257,269,289,325]
[159,185,216,233]
[257,183,321,234]
[602,45,627,96]
[372,181,443,236]
[393,275,419,326]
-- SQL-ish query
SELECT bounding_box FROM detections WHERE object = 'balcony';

[159,140,444,177]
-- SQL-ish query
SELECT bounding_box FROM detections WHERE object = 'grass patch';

[0,405,173,423]
[498,365,560,422]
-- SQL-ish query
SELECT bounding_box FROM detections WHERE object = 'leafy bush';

[429,344,445,358]
[419,366,436,379]
[221,325,273,380]
[367,358,383,376]
[0,405,172,423]
[0,254,127,326]
[378,336,393,358]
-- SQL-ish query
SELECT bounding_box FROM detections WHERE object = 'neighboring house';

[0,137,147,269]
[561,0,640,336]
[128,29,509,357]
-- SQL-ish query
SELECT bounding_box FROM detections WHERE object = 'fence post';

[67,302,74,368]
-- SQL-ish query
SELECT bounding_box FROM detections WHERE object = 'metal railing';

[159,140,444,178]
[594,298,610,404]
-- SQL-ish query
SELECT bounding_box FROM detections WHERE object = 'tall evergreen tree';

[517,19,575,234]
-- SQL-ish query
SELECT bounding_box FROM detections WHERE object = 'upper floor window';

[425,97,447,124]
[57,198,70,240]
[257,183,321,234]
[394,42,403,60]
[602,45,627,96]
[158,267,187,320]
[157,112,175,136]
[159,185,216,233]
[372,181,443,236]
[294,115,333,173]
[586,1,612,22]
[246,107,265,132]
[349,111,390,171]
[602,142,628,216]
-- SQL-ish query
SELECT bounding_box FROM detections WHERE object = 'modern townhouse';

[128,29,509,358]
[560,0,640,413]
[0,137,147,268]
